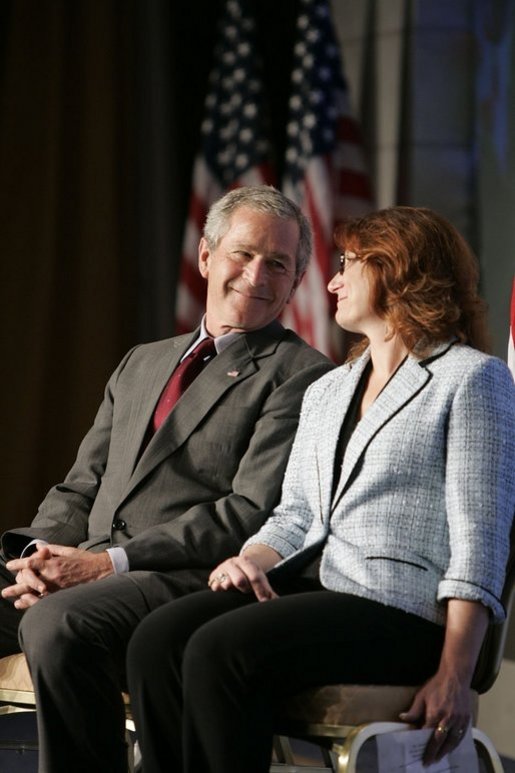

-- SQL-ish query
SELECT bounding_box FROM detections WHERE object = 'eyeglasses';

[338,250,362,274]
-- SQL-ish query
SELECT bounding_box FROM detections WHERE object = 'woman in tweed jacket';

[127,207,515,773]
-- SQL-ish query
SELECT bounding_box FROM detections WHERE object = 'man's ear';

[198,237,211,279]
[287,271,305,303]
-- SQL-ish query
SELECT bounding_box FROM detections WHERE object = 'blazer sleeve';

[438,357,515,621]
[242,376,326,558]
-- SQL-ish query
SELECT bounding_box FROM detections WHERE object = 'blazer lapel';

[314,352,371,520]
[124,323,285,498]
[330,344,455,510]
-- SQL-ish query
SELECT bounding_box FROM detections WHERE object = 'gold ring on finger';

[436,724,449,735]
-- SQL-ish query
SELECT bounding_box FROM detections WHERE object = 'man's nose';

[243,257,267,285]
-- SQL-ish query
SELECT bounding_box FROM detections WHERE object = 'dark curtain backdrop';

[0,0,302,530]
[0,0,139,530]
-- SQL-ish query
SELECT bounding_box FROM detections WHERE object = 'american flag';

[176,0,372,356]
[508,277,515,378]
[280,0,373,358]
[175,0,275,333]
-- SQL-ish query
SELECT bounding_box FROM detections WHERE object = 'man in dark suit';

[0,185,333,772]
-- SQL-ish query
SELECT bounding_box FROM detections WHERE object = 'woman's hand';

[400,599,489,766]
[399,669,472,764]
[208,545,282,601]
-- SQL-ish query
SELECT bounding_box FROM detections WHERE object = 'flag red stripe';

[179,260,206,302]
[306,178,332,280]
[188,191,208,232]
[338,115,365,144]
[337,169,374,201]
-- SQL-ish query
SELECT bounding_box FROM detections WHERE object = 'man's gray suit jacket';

[2,321,333,577]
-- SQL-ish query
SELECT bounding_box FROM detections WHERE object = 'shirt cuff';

[20,539,48,558]
[106,546,129,574]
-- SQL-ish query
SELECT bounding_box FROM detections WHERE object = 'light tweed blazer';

[246,341,515,625]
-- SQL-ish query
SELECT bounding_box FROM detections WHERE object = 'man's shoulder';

[277,330,334,368]
[245,321,333,368]
[136,332,196,353]
[119,333,197,363]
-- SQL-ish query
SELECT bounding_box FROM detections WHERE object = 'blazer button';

[112,518,127,531]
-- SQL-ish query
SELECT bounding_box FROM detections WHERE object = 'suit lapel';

[123,323,285,499]
[122,332,199,479]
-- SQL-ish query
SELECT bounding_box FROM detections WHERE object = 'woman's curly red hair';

[335,206,491,357]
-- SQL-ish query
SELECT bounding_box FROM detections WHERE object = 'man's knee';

[19,588,104,671]
[19,595,70,662]
[20,576,162,670]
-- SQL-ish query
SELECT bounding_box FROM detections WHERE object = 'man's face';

[199,206,302,336]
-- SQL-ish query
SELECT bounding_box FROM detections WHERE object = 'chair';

[272,524,515,773]
[0,653,137,770]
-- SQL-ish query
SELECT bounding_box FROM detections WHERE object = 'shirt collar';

[181,316,241,361]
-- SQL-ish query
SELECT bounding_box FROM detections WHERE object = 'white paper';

[376,726,478,772]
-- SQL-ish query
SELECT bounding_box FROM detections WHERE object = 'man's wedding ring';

[436,724,449,735]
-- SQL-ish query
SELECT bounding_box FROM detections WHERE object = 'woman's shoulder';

[428,343,515,412]
[429,342,513,379]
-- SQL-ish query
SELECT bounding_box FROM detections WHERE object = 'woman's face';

[327,250,380,334]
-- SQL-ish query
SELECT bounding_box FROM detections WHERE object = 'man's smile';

[229,282,272,301]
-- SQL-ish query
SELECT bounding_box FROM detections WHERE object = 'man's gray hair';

[203,186,312,278]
